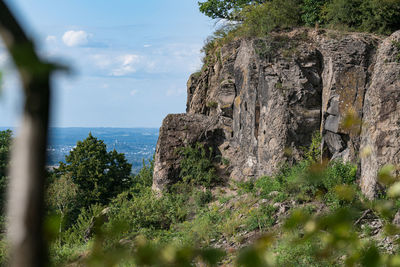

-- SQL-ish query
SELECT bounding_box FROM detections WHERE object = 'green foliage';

[55,133,132,209]
[49,204,103,265]
[206,101,218,108]
[198,0,400,58]
[131,158,154,192]
[304,131,322,163]
[0,130,11,215]
[235,179,256,195]
[198,0,265,20]
[194,189,213,207]
[0,237,8,265]
[323,0,400,34]
[240,0,302,37]
[255,158,357,208]
[246,204,277,231]
[45,127,397,267]
[46,173,78,232]
[178,143,220,188]
[322,0,363,30]
[320,161,358,209]
[301,0,326,26]
[107,187,189,240]
[275,235,338,267]
[392,40,400,62]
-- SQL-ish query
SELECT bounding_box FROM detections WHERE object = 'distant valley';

[1,127,159,174]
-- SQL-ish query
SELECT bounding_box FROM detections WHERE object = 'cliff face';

[153,28,400,199]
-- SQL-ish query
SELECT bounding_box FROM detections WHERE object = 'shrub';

[323,0,400,34]
[178,143,220,188]
[240,0,302,37]
[206,101,218,108]
[194,189,213,207]
[246,204,277,231]
[255,176,284,200]
[131,158,154,194]
[301,0,326,26]
[303,131,322,163]
[235,179,256,195]
[275,235,337,267]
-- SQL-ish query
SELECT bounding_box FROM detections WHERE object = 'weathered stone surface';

[153,28,400,199]
[361,31,400,199]
[154,30,324,190]
[313,31,379,161]
[152,113,232,192]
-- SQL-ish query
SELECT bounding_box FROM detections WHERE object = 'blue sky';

[0,0,216,127]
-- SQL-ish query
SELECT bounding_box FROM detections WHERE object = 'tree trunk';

[0,1,55,266]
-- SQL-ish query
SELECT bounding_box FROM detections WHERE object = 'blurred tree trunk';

[0,1,56,266]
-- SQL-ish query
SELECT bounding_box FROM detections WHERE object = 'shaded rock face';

[152,114,232,192]
[153,29,400,198]
[316,33,379,162]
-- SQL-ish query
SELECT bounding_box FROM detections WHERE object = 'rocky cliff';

[152,28,400,199]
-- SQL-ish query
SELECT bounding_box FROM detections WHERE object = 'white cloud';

[62,30,89,47]
[143,44,151,48]
[111,54,140,76]
[130,89,138,96]
[46,35,57,43]
[91,54,112,69]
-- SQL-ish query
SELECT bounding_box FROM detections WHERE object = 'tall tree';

[55,133,132,209]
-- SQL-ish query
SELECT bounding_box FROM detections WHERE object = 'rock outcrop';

[153,28,400,199]
[361,31,400,199]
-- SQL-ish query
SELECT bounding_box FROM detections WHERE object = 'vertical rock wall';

[153,28,400,198]
[361,31,400,199]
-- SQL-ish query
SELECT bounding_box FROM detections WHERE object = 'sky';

[0,0,216,127]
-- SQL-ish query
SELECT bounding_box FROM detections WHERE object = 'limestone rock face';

[153,28,400,198]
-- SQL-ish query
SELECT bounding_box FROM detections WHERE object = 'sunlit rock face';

[153,28,400,199]
[361,31,400,199]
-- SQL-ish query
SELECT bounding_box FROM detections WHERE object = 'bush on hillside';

[240,0,302,37]
[177,143,220,188]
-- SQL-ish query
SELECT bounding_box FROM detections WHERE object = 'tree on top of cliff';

[199,0,400,35]
[198,0,265,20]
